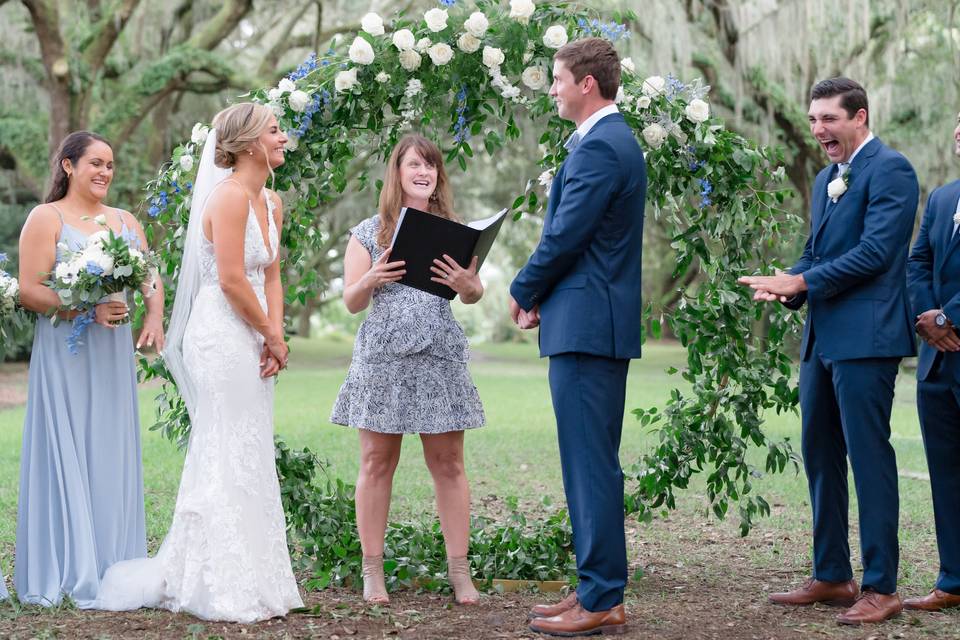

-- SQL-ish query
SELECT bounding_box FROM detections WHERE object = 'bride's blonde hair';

[211,102,275,171]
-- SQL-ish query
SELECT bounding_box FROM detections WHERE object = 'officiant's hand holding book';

[388,206,508,300]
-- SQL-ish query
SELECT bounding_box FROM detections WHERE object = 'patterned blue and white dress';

[330,215,485,433]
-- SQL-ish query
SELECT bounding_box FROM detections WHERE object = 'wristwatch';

[935,311,948,327]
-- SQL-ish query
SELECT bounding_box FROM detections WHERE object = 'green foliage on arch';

[140,0,803,551]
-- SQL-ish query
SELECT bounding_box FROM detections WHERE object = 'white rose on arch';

[424,7,448,32]
[482,46,505,69]
[375,71,390,83]
[277,78,296,93]
[510,0,536,23]
[361,12,385,36]
[288,90,311,112]
[636,95,651,111]
[428,42,454,66]
[621,57,635,74]
[392,29,415,51]
[642,123,668,149]
[267,88,282,101]
[543,25,568,49]
[191,123,209,144]
[399,49,422,71]
[521,65,548,91]
[416,37,432,52]
[642,75,666,97]
[284,136,299,152]
[179,154,194,172]
[349,37,375,65]
[464,11,490,38]
[684,98,710,123]
[458,33,481,53]
[334,68,359,92]
[615,86,625,104]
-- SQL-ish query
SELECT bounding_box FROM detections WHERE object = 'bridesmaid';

[14,131,165,607]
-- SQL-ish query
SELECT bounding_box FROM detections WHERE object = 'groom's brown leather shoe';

[528,603,626,636]
[529,592,578,619]
[903,588,960,612]
[836,590,902,625]
[768,577,858,607]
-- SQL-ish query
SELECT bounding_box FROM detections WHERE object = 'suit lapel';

[811,167,835,249]
[936,182,960,270]
[812,138,882,248]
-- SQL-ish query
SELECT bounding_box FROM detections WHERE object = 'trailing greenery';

[275,439,574,590]
[136,0,805,591]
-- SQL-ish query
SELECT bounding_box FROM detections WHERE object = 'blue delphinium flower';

[86,261,104,277]
[698,178,713,208]
[148,205,161,218]
[666,74,685,100]
[439,0,456,5]
[0,253,7,263]
[581,18,630,41]
[288,53,318,82]
[453,84,470,144]
[185,181,193,191]
[66,310,95,355]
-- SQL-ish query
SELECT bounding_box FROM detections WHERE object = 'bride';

[95,102,303,622]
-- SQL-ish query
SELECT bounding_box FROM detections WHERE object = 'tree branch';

[82,0,141,73]
[185,0,253,51]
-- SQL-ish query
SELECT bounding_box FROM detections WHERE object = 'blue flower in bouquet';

[86,261,104,277]
[66,310,95,355]
[698,178,714,208]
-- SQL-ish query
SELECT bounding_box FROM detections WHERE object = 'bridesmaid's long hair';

[45,131,112,203]
[376,134,456,249]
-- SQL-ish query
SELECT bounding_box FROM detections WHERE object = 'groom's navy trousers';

[908,179,960,595]
[785,137,918,594]
[511,112,646,612]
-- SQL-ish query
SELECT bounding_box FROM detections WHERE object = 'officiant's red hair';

[377,134,456,249]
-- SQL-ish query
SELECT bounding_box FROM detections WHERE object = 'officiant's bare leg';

[421,431,479,604]
[356,429,402,603]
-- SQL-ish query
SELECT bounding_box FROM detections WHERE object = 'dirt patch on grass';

[4,503,959,639]
[0,362,28,409]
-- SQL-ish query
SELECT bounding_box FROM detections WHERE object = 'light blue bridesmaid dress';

[0,574,8,600]
[14,209,146,607]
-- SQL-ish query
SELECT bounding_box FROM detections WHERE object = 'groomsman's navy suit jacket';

[510,113,646,359]
[908,179,960,382]
[786,137,918,361]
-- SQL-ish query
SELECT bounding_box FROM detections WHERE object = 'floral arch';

[140,0,802,583]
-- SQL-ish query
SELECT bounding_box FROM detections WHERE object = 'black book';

[388,206,508,299]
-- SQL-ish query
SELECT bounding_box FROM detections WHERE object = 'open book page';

[466,208,508,230]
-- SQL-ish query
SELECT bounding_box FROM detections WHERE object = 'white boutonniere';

[827,171,850,203]
[953,211,960,226]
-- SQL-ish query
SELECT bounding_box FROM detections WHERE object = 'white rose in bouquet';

[392,29,415,51]
[399,49,422,71]
[416,37,432,52]
[543,25,568,49]
[375,71,391,83]
[458,33,481,53]
[179,154,194,172]
[335,68,359,92]
[278,78,296,93]
[464,11,490,38]
[642,75,666,97]
[642,123,668,149]
[636,95,651,110]
[427,42,454,66]
[94,214,107,225]
[510,0,536,23]
[361,12,385,36]
[684,98,710,123]
[349,36,375,65]
[190,123,209,144]
[521,65,548,90]
[482,46,505,69]
[621,57,635,73]
[288,90,311,112]
[424,8,448,32]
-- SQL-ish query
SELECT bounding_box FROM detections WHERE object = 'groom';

[509,37,646,636]
[740,78,918,625]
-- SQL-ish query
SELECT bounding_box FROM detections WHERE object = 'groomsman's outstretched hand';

[738,268,807,302]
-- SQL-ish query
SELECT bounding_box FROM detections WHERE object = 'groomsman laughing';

[904,109,960,612]
[739,78,919,625]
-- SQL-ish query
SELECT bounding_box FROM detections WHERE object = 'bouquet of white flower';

[0,252,28,360]
[45,226,156,353]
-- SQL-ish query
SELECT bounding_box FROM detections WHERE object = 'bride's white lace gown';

[96,191,303,623]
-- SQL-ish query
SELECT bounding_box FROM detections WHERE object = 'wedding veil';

[162,129,231,421]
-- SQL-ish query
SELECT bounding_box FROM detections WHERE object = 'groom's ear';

[580,74,596,95]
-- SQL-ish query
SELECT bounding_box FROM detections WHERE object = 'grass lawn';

[1,335,957,638]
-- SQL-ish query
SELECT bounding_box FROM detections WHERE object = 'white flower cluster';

[0,270,18,315]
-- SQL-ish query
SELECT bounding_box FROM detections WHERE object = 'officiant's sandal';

[447,555,479,604]
[362,555,389,604]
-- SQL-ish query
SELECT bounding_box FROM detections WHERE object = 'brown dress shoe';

[836,590,902,625]
[768,577,858,607]
[529,592,579,619]
[903,588,960,612]
[529,603,626,637]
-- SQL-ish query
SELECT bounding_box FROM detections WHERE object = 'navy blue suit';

[511,112,646,612]
[907,179,960,596]
[784,137,918,594]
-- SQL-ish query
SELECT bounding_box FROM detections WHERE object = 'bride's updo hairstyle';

[211,102,274,169]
